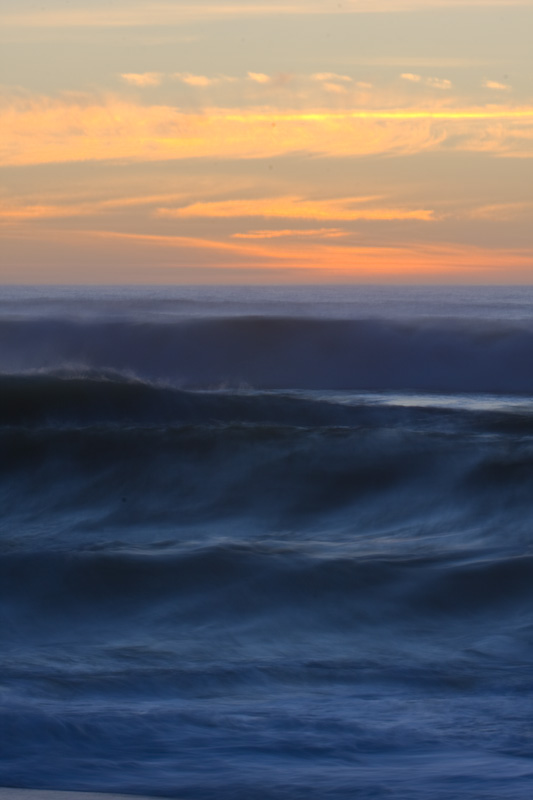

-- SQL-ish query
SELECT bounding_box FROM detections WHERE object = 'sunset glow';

[1,0,532,282]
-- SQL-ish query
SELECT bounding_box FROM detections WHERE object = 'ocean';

[1,284,533,799]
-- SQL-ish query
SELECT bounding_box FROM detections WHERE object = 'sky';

[1,0,532,283]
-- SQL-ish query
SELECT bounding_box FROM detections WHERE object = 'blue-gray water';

[2,285,533,799]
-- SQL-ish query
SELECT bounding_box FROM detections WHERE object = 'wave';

[3,392,533,556]
[1,315,533,392]
[0,419,445,527]
[2,370,533,433]
[4,291,533,800]
[0,370,393,428]
[4,545,533,636]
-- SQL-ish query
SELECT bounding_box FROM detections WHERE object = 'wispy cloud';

[120,72,163,87]
[0,192,194,222]
[156,196,436,221]
[401,73,452,89]
[173,73,227,87]
[247,72,271,84]
[2,1,531,29]
[232,228,350,239]
[426,77,452,90]
[4,214,531,283]
[117,70,369,96]
[87,230,533,282]
[483,80,511,91]
[90,229,280,261]
[2,95,532,167]
[469,202,533,220]
[0,203,87,221]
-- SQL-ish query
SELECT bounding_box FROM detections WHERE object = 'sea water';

[1,285,533,799]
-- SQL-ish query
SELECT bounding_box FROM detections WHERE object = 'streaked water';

[1,285,533,799]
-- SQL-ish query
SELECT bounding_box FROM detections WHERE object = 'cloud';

[3,1,531,29]
[426,77,452,90]
[322,83,349,95]
[401,73,452,89]
[248,72,271,84]
[173,73,218,87]
[156,196,436,221]
[483,80,511,91]
[0,192,198,223]
[90,229,281,262]
[232,228,349,239]
[121,71,359,91]
[2,95,532,167]
[120,72,163,87]
[469,202,532,220]
[86,230,533,282]
[0,203,87,221]
[116,70,445,99]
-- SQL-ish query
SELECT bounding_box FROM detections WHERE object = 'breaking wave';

[1,315,533,392]
[3,288,533,799]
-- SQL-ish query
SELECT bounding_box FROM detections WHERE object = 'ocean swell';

[1,315,533,392]
[3,288,533,799]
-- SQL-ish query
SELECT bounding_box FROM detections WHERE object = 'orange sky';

[1,1,532,282]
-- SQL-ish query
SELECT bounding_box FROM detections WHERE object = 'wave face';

[2,286,533,800]
[2,314,533,393]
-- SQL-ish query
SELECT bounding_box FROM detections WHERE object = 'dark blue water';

[2,285,533,799]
